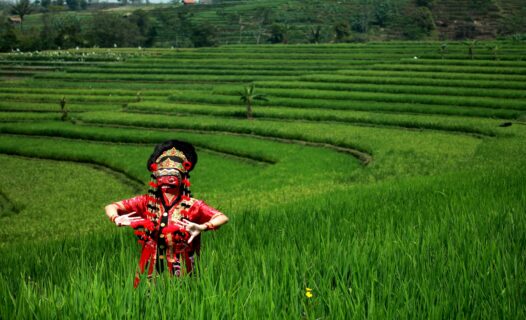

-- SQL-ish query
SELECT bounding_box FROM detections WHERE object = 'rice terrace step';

[0,39,525,318]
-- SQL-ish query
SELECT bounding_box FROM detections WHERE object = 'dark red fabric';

[119,195,222,286]
[130,219,155,231]
[121,195,149,216]
[189,200,223,224]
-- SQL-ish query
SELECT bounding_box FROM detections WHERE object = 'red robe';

[117,195,222,285]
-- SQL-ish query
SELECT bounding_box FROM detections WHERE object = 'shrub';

[267,24,288,44]
[400,7,435,40]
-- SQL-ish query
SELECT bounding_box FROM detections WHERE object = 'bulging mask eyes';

[157,174,181,186]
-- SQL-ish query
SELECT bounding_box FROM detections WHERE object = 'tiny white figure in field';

[413,56,418,59]
[76,46,79,50]
[114,43,117,48]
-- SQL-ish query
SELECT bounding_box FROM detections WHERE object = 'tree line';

[1,0,524,51]
[1,9,158,51]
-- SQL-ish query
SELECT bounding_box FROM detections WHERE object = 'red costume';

[118,195,223,282]
[108,140,227,287]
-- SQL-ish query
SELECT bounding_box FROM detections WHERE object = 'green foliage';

[59,96,68,121]
[10,0,32,28]
[497,7,526,36]
[128,9,158,47]
[190,23,218,47]
[0,1,522,50]
[239,83,268,119]
[187,84,526,111]
[486,44,500,60]
[334,21,350,42]
[127,101,501,136]
[350,11,370,34]
[0,41,526,317]
[84,12,142,48]
[12,26,41,51]
[51,14,83,49]
[0,15,17,51]
[439,42,448,59]
[307,25,323,44]
[400,6,435,40]
[65,0,78,11]
[0,156,524,318]
[372,0,396,27]
[153,5,194,47]
[415,0,435,8]
[464,39,478,60]
[267,23,288,44]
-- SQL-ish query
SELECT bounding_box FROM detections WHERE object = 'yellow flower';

[306,288,312,291]
[306,291,313,298]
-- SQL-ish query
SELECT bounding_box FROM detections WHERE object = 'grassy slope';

[14,0,526,48]
[0,42,525,317]
[0,142,524,318]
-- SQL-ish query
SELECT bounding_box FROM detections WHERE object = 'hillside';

[2,0,525,51]
[0,40,525,317]
[148,0,526,44]
[433,0,526,39]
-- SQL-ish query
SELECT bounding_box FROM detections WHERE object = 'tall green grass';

[34,72,298,82]
[76,111,485,182]
[334,69,526,83]
[211,86,526,110]
[370,63,526,75]
[1,41,526,318]
[255,80,526,99]
[399,58,526,67]
[0,93,132,104]
[66,67,306,76]
[0,124,361,205]
[127,101,502,136]
[168,90,521,118]
[0,112,61,121]
[0,159,524,318]
[302,74,526,90]
[0,135,277,207]
[0,102,120,113]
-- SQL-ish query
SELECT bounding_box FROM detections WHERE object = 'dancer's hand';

[176,219,206,244]
[114,212,142,227]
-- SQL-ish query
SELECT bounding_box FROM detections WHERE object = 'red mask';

[157,174,181,206]
[157,175,181,188]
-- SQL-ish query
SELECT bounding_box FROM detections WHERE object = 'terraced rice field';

[0,41,525,318]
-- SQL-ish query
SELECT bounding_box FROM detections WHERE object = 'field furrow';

[1,41,525,318]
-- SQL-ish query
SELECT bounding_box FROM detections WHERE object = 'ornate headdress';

[144,140,198,220]
[154,147,190,177]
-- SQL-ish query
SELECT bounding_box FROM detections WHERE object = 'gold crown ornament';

[160,147,187,160]
[152,147,192,177]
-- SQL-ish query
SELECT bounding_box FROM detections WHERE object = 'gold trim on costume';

[170,198,197,224]
[155,147,188,175]
[160,147,187,161]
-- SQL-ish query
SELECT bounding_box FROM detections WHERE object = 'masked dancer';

[104,140,229,287]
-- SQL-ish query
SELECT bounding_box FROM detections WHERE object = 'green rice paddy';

[0,41,525,318]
